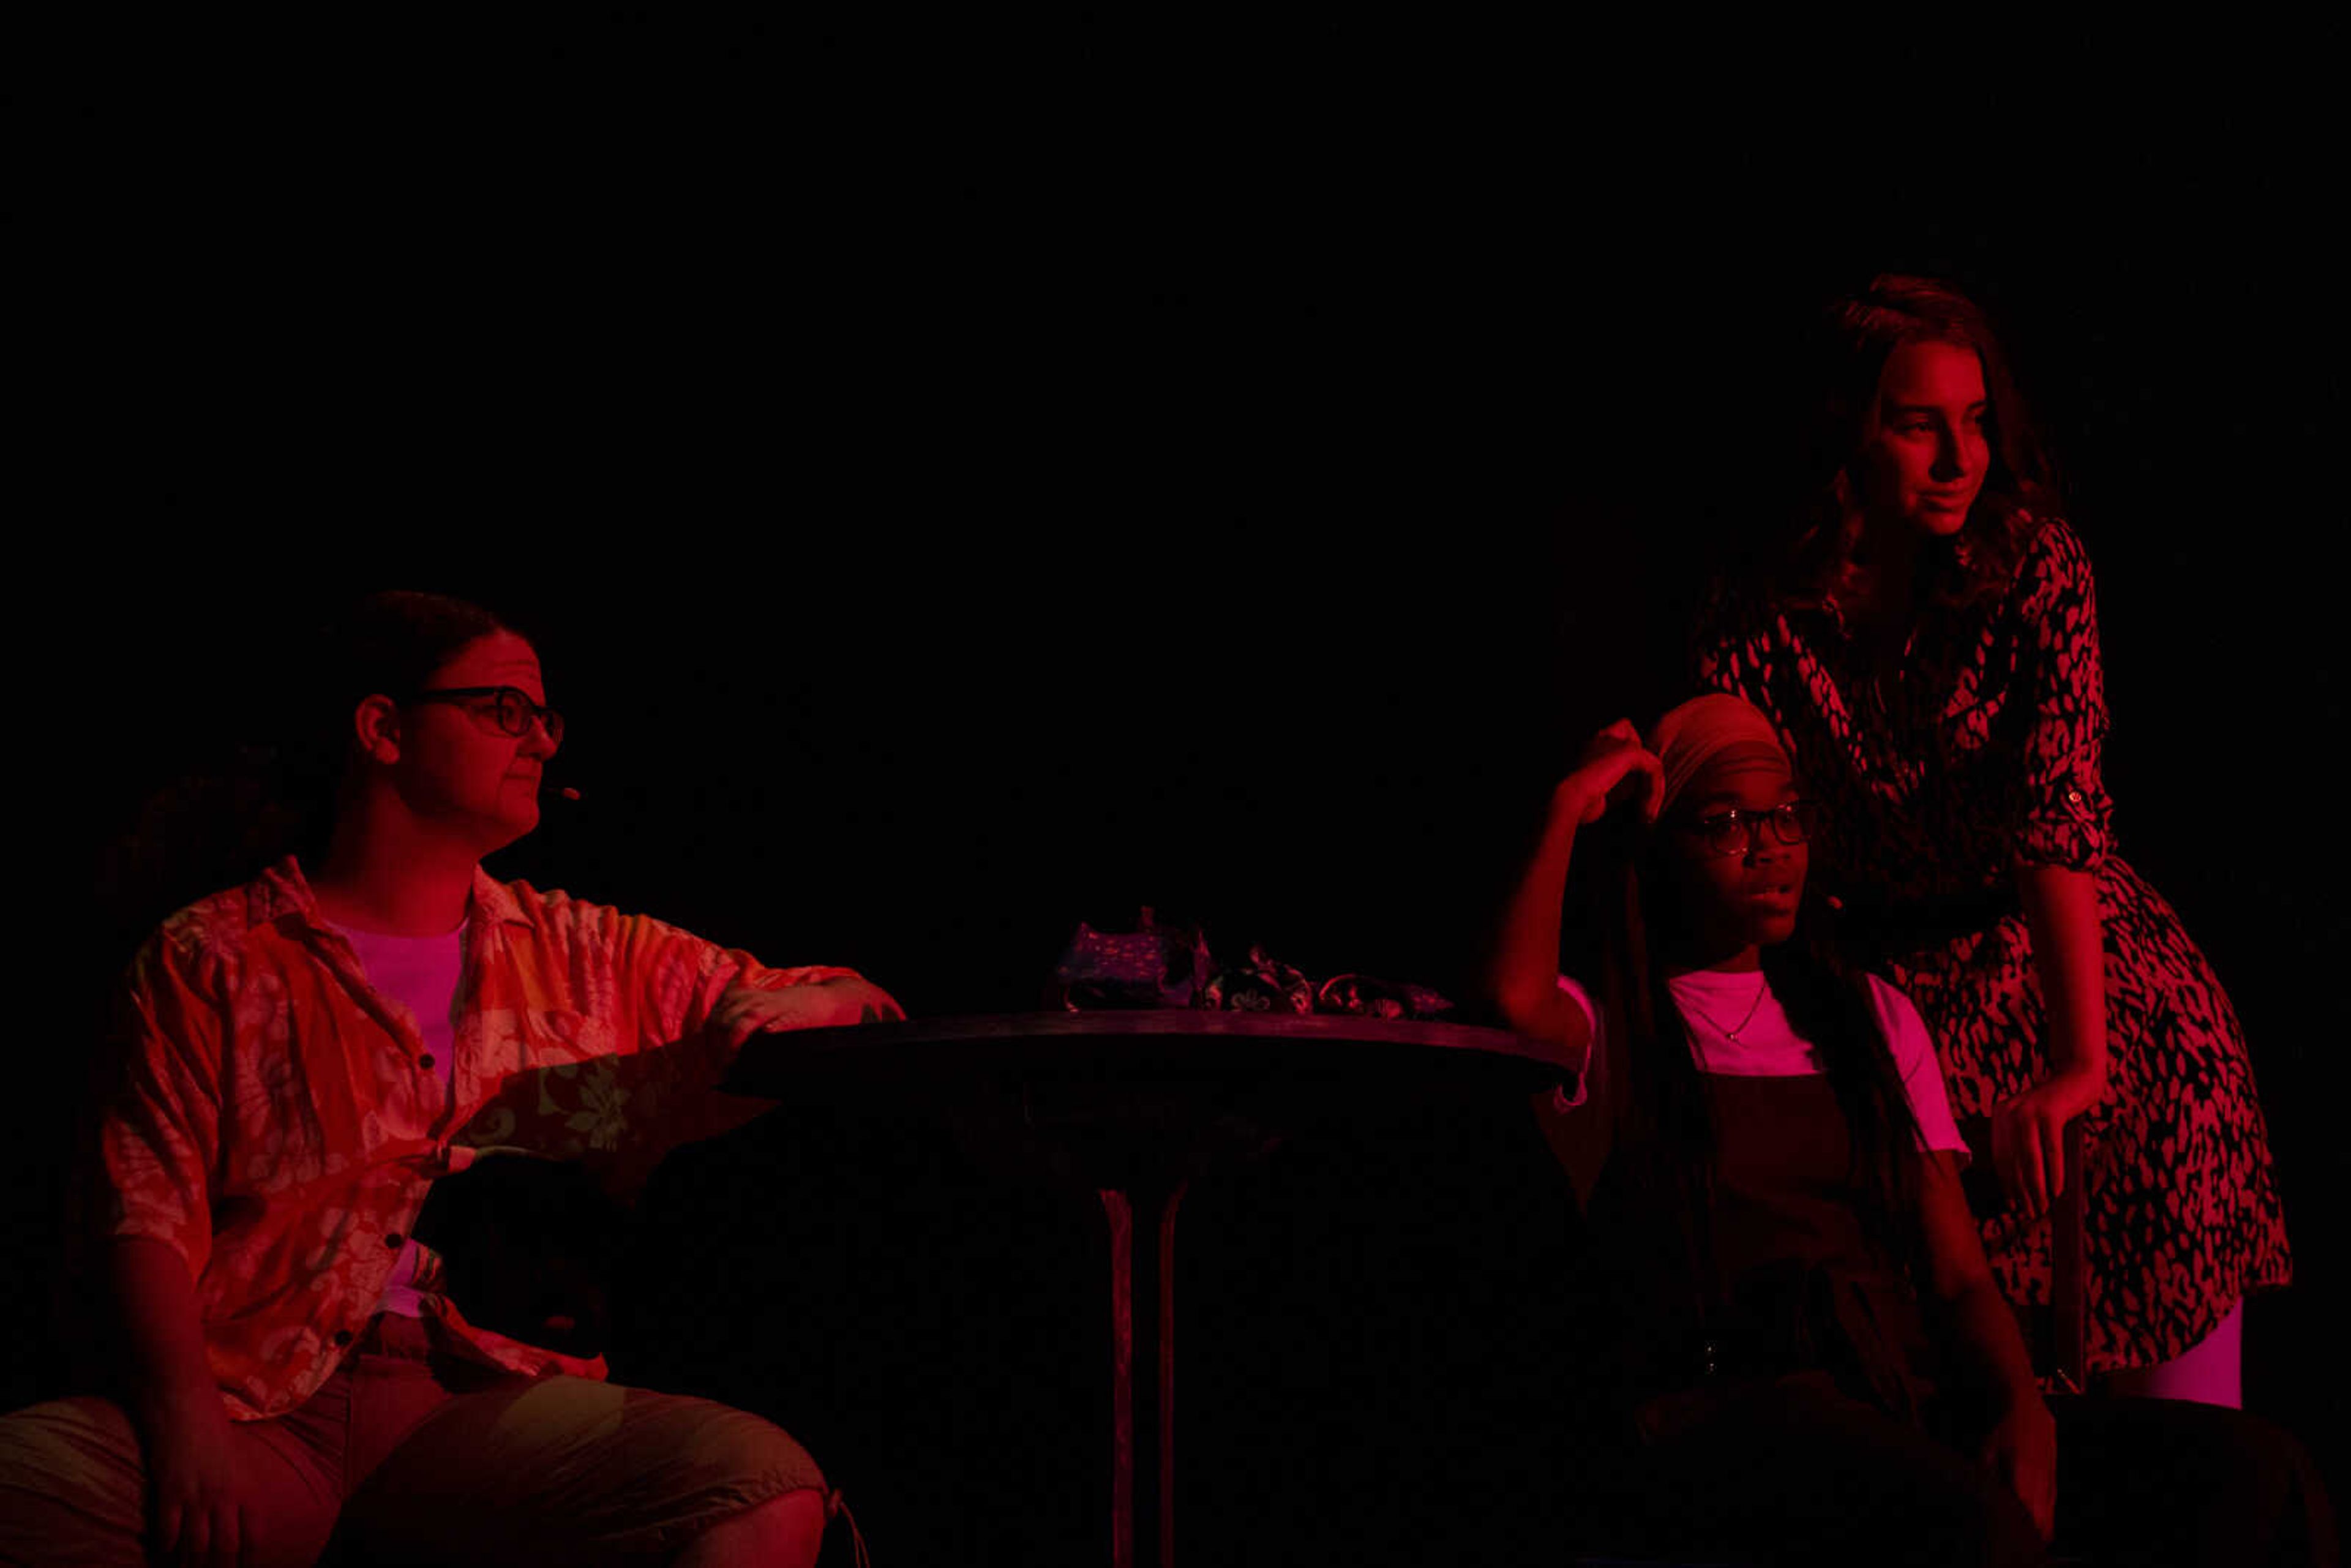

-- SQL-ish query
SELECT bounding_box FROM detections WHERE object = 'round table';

[722,1011,1576,1568]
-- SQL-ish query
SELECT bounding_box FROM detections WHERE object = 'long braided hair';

[1583,781,1929,1314]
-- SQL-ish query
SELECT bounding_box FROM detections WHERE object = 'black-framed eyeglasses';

[408,686,564,744]
[1677,800,1826,858]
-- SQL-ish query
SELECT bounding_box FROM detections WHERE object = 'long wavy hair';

[1772,274,2061,617]
[96,590,525,951]
[1584,801,1926,1297]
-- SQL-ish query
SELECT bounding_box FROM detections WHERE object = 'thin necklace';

[1679,972,1770,1044]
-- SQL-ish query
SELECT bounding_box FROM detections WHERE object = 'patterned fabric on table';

[101,855,861,1418]
[1693,518,2291,1375]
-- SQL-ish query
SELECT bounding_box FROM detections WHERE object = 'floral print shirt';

[101,857,861,1419]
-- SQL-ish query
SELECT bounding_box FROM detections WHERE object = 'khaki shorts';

[0,1315,825,1567]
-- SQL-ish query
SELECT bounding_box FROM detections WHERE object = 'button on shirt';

[101,857,863,1420]
[331,918,465,1319]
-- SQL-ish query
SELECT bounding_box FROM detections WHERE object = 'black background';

[17,12,2346,1536]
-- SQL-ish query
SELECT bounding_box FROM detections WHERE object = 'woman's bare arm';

[1998,865,2109,1216]
[1483,721,1662,1056]
[1915,1150,2057,1539]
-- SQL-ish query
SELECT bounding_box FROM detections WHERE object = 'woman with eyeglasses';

[1690,276,2289,1409]
[1482,696,2330,1565]
[0,591,901,1568]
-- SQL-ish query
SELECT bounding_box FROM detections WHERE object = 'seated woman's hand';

[711,977,906,1049]
[1554,719,1665,827]
[1980,1391,2059,1541]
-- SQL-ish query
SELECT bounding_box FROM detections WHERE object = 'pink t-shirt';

[336,920,465,1316]
[1553,969,1968,1158]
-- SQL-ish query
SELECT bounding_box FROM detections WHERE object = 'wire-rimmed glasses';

[1676,800,1826,858]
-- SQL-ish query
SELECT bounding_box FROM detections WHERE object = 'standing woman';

[1693,275,2291,1401]
[1482,697,2333,1565]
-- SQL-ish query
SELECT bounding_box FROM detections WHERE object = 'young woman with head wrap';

[1483,694,2332,1566]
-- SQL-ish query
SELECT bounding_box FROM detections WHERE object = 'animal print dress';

[1693,519,2292,1375]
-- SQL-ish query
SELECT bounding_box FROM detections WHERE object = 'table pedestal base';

[1103,1180,1187,1568]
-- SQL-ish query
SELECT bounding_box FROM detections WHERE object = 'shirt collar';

[245,856,531,933]
[248,857,322,931]
[470,866,531,928]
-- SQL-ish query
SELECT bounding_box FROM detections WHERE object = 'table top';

[721,1009,1577,1106]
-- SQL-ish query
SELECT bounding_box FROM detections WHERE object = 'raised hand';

[1556,719,1665,827]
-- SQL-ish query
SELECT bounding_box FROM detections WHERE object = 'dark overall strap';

[1597,1075,1937,1435]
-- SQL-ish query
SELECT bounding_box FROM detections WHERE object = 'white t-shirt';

[336,920,465,1317]
[1553,969,1968,1158]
